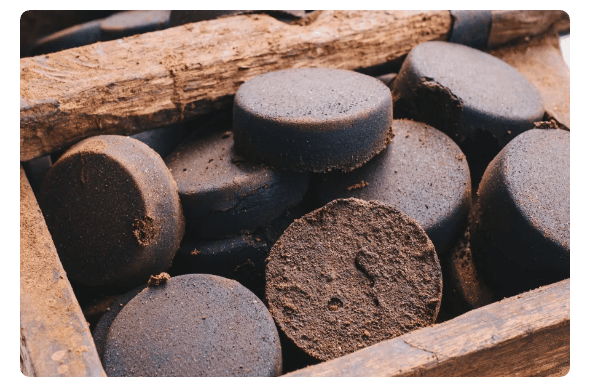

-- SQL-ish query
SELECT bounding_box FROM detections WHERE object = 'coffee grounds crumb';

[148,272,170,287]
[534,119,560,130]
[132,216,157,246]
[346,181,369,191]
[190,249,200,256]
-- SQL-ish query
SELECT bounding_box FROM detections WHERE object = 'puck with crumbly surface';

[39,135,185,287]
[102,274,282,377]
[318,119,471,254]
[265,198,442,362]
[233,68,393,173]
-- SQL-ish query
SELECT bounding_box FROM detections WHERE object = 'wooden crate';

[20,10,570,377]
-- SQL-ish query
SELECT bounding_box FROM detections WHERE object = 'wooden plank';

[284,279,569,377]
[20,166,105,377]
[489,28,570,129]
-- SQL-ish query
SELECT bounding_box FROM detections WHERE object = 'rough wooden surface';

[20,10,452,161]
[285,279,569,377]
[490,28,570,129]
[488,10,569,48]
[20,167,106,377]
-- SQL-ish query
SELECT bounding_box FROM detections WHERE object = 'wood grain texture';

[489,28,570,129]
[488,10,569,48]
[19,10,451,161]
[285,279,569,377]
[20,167,106,377]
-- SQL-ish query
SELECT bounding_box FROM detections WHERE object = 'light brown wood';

[490,28,570,129]
[285,278,569,377]
[19,10,449,161]
[488,10,569,48]
[20,166,105,377]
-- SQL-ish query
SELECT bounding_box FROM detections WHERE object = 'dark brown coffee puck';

[165,122,309,239]
[233,68,393,172]
[392,41,544,184]
[102,274,282,377]
[265,198,442,362]
[130,122,191,159]
[471,128,569,298]
[39,135,185,287]
[318,119,471,254]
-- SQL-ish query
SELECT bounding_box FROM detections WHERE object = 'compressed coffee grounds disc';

[265,198,442,362]
[166,123,309,239]
[392,41,544,182]
[318,119,471,254]
[233,68,393,173]
[471,127,570,297]
[102,274,282,377]
[39,135,185,287]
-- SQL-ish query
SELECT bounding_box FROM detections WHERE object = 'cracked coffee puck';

[318,119,471,254]
[39,135,185,287]
[265,198,442,362]
[165,119,309,239]
[102,274,282,377]
[471,127,570,298]
[233,68,393,172]
[392,41,544,184]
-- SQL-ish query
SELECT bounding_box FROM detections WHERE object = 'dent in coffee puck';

[233,68,393,172]
[102,274,282,376]
[265,198,442,362]
[471,128,570,298]
[318,119,471,254]
[392,41,544,182]
[39,135,185,287]
[165,123,309,239]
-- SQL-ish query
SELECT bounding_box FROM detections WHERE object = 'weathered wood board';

[20,167,105,377]
[285,279,569,377]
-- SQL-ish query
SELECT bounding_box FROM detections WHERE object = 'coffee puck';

[265,198,442,362]
[233,68,393,172]
[471,127,570,297]
[39,135,185,287]
[102,274,282,376]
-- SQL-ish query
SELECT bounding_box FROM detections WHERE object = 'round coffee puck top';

[39,135,185,287]
[166,125,308,240]
[392,42,544,184]
[233,67,393,173]
[472,128,569,296]
[318,119,471,254]
[265,198,442,362]
[102,274,282,377]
